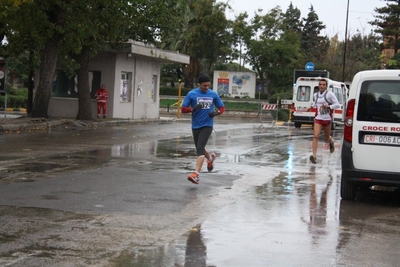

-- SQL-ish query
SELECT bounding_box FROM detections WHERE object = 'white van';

[341,70,400,200]
[291,77,348,129]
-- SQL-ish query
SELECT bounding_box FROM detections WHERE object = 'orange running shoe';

[207,153,217,172]
[188,172,199,184]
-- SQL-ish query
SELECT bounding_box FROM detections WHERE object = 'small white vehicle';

[341,69,400,200]
[291,77,348,129]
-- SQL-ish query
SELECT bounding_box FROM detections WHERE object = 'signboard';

[213,70,256,98]
[305,62,314,71]
[281,99,293,105]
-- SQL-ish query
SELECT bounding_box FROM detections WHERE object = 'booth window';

[51,70,101,98]
[152,75,157,102]
[120,72,132,102]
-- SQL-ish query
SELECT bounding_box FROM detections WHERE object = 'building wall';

[131,56,160,119]
[90,52,117,118]
[48,52,117,119]
[48,97,97,119]
[113,53,135,119]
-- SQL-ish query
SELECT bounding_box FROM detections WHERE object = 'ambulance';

[291,77,349,129]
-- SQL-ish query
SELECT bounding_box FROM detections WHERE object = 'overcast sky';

[225,0,385,40]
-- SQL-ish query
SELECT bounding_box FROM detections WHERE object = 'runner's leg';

[195,127,213,172]
[312,122,322,156]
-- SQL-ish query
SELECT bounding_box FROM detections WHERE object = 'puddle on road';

[109,225,212,267]
[1,133,259,180]
[118,166,339,266]
[1,163,65,180]
[18,163,64,172]
[0,138,194,179]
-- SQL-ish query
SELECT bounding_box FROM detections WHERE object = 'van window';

[296,86,312,102]
[333,86,343,104]
[357,80,400,123]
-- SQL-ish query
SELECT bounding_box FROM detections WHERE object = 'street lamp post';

[342,0,350,82]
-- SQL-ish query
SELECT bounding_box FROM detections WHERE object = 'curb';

[275,121,294,126]
[0,118,163,133]
[1,108,27,112]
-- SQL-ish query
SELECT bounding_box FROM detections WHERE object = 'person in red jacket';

[95,84,109,118]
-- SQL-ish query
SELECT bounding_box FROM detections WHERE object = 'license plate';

[296,107,310,112]
[364,135,400,145]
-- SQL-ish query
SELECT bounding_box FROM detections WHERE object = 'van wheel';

[340,174,357,200]
[294,122,301,129]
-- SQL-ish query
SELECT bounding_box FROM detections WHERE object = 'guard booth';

[43,41,190,120]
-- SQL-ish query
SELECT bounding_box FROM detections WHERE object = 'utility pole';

[342,0,350,83]
[176,68,183,119]
[0,57,7,118]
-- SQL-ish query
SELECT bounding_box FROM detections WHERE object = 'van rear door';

[352,80,400,172]
[328,82,347,123]
[341,84,348,122]
[293,80,319,120]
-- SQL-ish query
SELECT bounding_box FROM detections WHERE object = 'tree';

[4,0,181,119]
[4,1,79,117]
[372,0,400,54]
[158,0,231,87]
[243,7,301,97]
[300,5,328,63]
[386,52,400,68]
[0,22,5,44]
[25,2,65,118]
[371,0,400,69]
[231,12,251,71]
[0,1,43,114]
[344,33,381,78]
[283,2,302,34]
[323,34,343,79]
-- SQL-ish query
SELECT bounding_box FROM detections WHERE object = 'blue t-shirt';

[182,88,225,129]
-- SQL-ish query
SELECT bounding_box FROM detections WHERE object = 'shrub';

[160,86,190,96]
[0,87,28,108]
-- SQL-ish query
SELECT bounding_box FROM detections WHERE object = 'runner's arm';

[328,92,341,109]
[311,93,317,108]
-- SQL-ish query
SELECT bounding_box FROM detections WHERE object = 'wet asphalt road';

[1,116,400,267]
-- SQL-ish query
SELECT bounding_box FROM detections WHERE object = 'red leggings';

[97,102,107,116]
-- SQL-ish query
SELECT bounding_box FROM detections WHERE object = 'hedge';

[0,94,27,108]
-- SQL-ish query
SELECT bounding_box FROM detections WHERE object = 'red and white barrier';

[261,104,277,110]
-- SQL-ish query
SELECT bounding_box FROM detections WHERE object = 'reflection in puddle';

[111,142,155,157]
[110,138,195,159]
[183,225,208,267]
[302,166,333,245]
[110,225,211,267]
